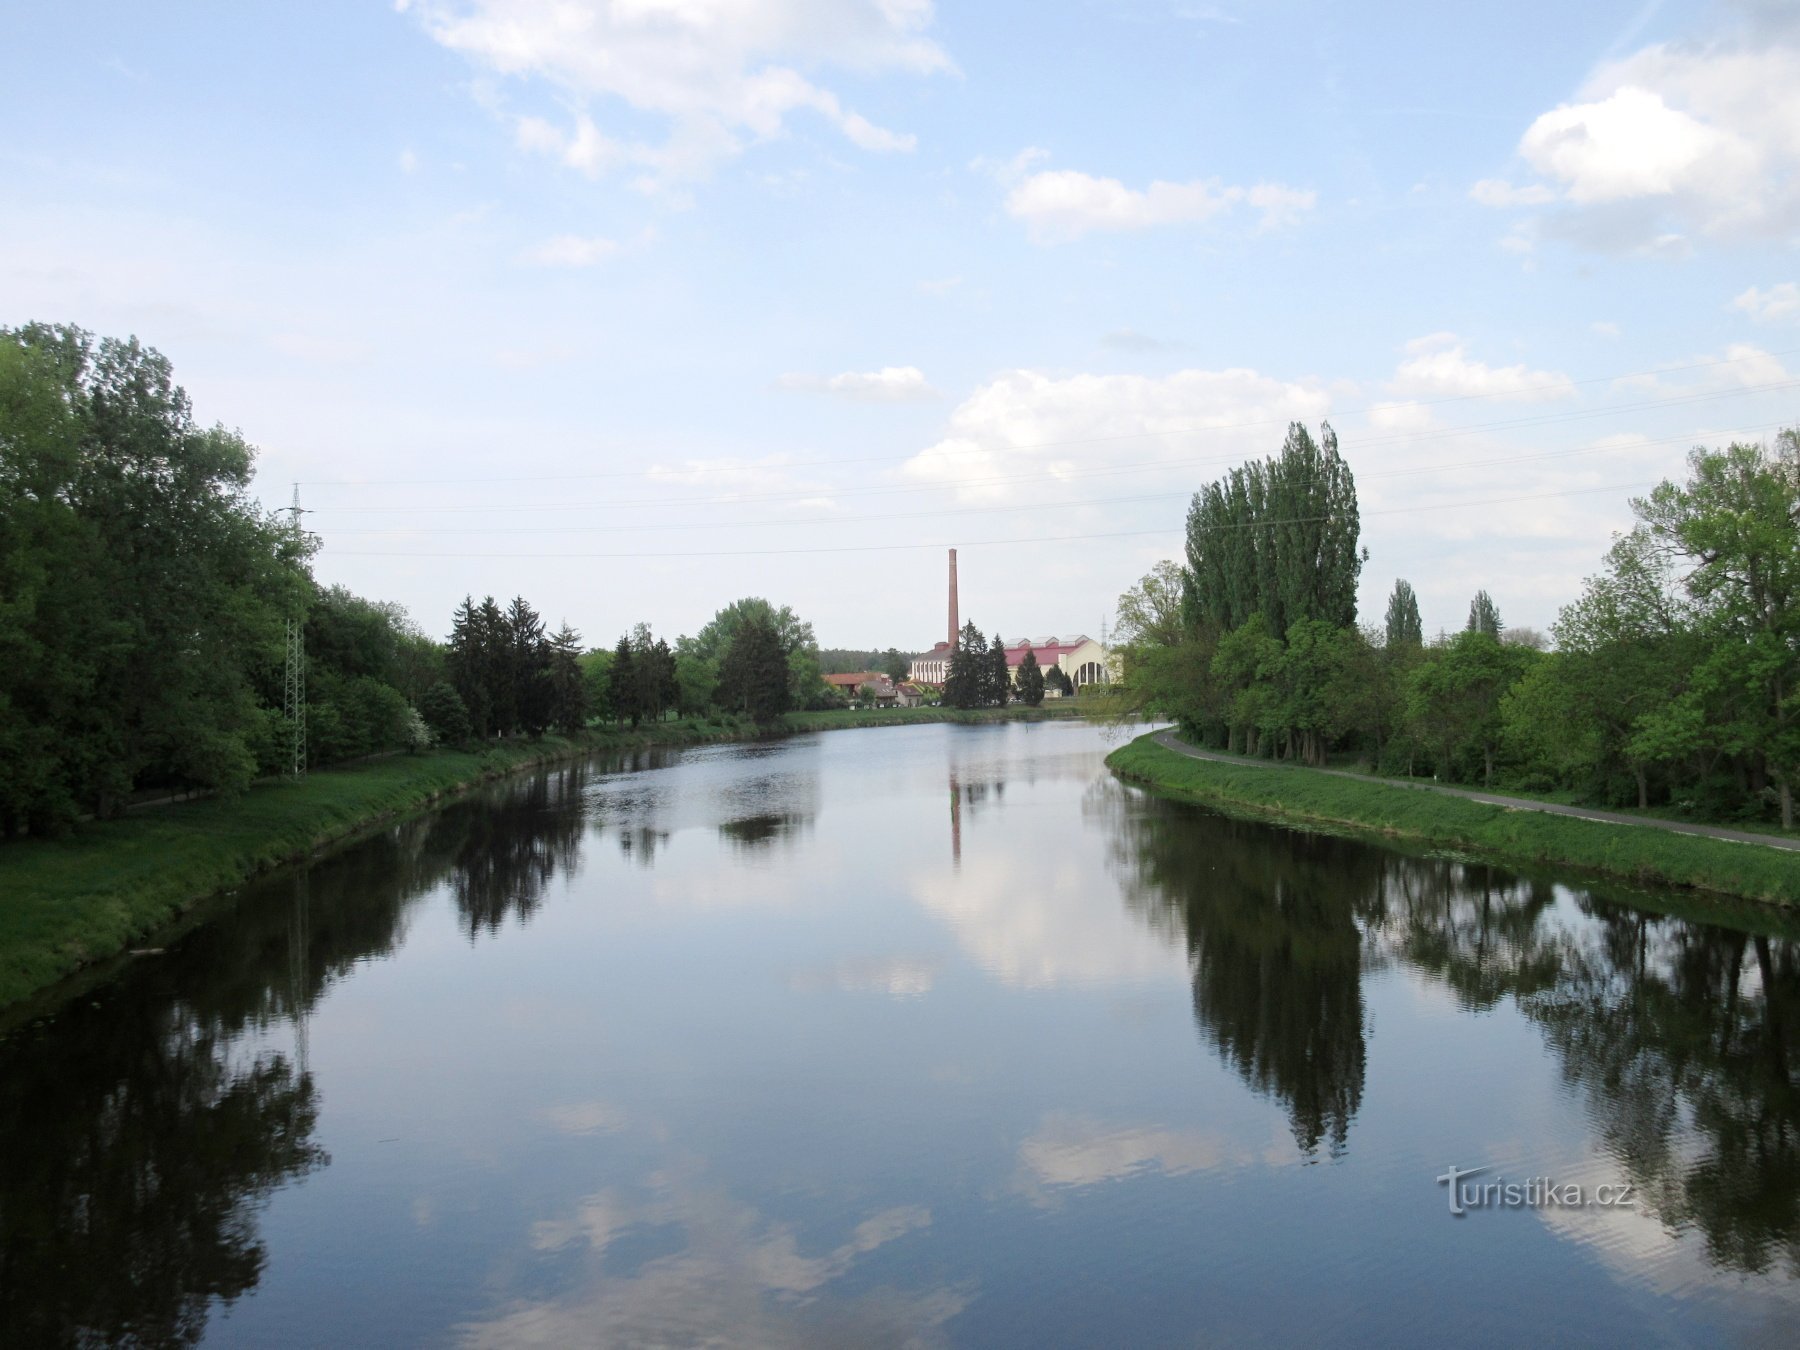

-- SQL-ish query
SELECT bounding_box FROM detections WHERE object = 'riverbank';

[0,702,1102,1013]
[1107,732,1800,907]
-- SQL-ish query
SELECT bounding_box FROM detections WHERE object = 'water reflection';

[7,727,1800,1348]
[1110,801,1376,1157]
[0,763,599,1347]
[1108,779,1800,1276]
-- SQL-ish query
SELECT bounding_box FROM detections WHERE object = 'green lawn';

[1107,733,1800,909]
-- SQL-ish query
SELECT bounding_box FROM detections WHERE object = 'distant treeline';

[1118,421,1800,829]
[0,325,842,837]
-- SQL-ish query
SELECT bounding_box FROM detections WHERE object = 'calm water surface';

[4,721,1800,1347]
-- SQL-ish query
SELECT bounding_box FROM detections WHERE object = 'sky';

[4,0,1799,650]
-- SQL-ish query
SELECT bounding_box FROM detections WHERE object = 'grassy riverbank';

[0,703,1103,1013]
[1107,733,1800,907]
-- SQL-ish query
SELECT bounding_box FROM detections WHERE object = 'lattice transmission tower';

[284,484,308,779]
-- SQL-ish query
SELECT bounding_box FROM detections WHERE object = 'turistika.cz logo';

[1436,1164,1636,1216]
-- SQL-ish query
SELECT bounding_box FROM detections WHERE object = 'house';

[896,682,928,708]
[822,671,900,706]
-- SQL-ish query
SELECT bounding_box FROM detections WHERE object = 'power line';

[325,480,1652,560]
[292,344,1800,488]
[309,421,1791,537]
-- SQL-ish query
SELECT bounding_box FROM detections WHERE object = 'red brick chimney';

[947,548,959,649]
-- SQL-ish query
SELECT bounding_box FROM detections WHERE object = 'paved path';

[1149,731,1800,853]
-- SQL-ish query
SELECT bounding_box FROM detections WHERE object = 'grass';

[1107,732,1800,908]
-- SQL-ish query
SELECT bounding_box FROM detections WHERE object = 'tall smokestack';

[947,548,959,649]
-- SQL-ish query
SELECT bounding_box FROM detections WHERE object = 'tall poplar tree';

[1385,580,1423,648]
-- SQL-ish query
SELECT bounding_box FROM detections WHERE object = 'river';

[2,720,1797,1347]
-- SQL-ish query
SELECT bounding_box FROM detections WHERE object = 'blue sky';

[5,0,1799,648]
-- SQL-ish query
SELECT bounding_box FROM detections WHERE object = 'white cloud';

[398,147,420,174]
[1732,281,1800,322]
[1014,1113,1256,1195]
[1591,320,1621,337]
[522,233,620,267]
[777,365,939,402]
[406,0,948,189]
[1468,178,1556,207]
[1001,163,1316,243]
[1389,334,1575,402]
[1482,22,1800,247]
[902,365,1332,503]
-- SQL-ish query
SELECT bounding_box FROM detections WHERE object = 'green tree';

[1384,579,1423,649]
[608,635,639,727]
[1408,631,1533,785]
[547,623,587,735]
[1116,561,1187,648]
[1634,435,1800,826]
[881,648,909,684]
[717,612,792,723]
[943,621,987,710]
[0,323,305,826]
[1016,647,1046,706]
[1466,590,1503,639]
[988,633,1010,707]
[1184,422,1364,638]
[674,651,717,718]
[419,680,472,745]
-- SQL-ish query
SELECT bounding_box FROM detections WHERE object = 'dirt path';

[1149,731,1800,853]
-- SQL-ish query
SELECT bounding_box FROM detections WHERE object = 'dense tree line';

[1120,427,1800,828]
[0,325,850,836]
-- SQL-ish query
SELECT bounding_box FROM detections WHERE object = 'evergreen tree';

[943,621,986,709]
[547,623,587,735]
[1467,590,1503,639]
[1385,579,1423,648]
[608,635,639,726]
[988,633,1009,707]
[1016,648,1046,706]
[507,596,550,735]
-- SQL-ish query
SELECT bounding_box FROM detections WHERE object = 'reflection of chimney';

[948,548,959,649]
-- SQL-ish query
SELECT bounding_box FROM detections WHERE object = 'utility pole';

[285,484,308,780]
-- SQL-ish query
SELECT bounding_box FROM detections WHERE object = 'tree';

[717,612,791,723]
[419,680,472,745]
[1466,590,1503,639]
[689,597,826,709]
[881,648,909,684]
[1384,579,1423,649]
[1408,631,1534,785]
[943,621,987,710]
[1016,647,1046,706]
[1184,422,1364,638]
[1116,562,1187,648]
[1045,664,1074,698]
[547,623,587,735]
[608,636,639,726]
[987,633,1010,707]
[0,323,305,827]
[506,596,551,736]
[674,651,716,718]
[1634,435,1800,826]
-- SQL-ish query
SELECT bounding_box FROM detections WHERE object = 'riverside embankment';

[1107,730,1800,908]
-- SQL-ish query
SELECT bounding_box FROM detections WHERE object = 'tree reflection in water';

[1109,783,1800,1274]
[0,762,597,1346]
